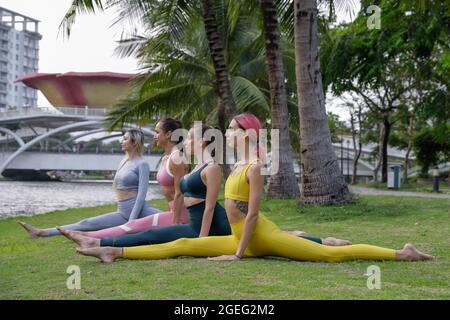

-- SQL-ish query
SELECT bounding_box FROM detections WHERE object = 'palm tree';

[259,0,299,198]
[294,0,352,204]
[61,0,237,131]
[201,0,237,131]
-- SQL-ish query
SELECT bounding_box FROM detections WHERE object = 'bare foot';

[396,243,435,261]
[57,227,100,248]
[287,231,352,246]
[18,221,47,238]
[286,230,309,237]
[70,230,90,237]
[76,247,121,263]
[322,237,352,246]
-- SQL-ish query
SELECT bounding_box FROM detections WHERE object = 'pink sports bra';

[156,151,176,189]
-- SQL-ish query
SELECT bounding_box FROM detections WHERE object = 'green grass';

[0,195,449,300]
[76,175,111,181]
[356,182,450,195]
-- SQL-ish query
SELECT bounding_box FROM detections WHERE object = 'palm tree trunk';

[294,0,352,204]
[201,0,237,125]
[260,0,299,199]
[201,0,237,178]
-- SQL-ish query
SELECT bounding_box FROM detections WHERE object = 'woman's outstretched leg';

[84,210,175,239]
[46,211,129,236]
[259,225,434,262]
[17,221,47,238]
[240,215,433,263]
[58,227,100,248]
[84,201,190,239]
[18,210,128,238]
[77,235,241,262]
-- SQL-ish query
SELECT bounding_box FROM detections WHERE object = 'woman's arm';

[199,164,222,237]
[234,163,264,258]
[170,152,186,224]
[128,161,150,220]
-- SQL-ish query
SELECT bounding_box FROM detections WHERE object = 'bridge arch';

[0,121,157,176]
[0,127,25,147]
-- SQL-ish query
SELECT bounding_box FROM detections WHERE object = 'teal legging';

[100,201,231,247]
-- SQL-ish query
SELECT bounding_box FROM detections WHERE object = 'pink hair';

[233,112,265,162]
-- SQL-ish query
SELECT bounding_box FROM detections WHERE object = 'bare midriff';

[183,196,205,208]
[225,199,246,224]
[116,189,138,201]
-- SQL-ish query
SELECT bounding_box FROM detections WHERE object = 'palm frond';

[277,0,295,42]
[231,76,270,112]
[59,0,106,38]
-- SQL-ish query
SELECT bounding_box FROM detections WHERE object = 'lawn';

[0,195,449,300]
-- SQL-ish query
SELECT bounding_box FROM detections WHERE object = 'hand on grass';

[207,255,241,261]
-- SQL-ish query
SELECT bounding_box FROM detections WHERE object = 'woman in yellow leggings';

[76,113,434,263]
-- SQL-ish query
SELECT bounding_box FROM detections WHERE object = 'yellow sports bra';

[224,160,259,201]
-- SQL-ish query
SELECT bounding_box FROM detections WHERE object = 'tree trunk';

[201,0,237,123]
[403,115,413,183]
[260,0,299,199]
[294,0,352,204]
[201,0,237,178]
[217,98,231,179]
[350,113,362,185]
[380,115,391,183]
[372,124,382,182]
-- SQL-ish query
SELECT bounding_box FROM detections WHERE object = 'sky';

[1,0,360,122]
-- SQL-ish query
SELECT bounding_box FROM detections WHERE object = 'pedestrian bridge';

[0,151,162,172]
[0,106,158,177]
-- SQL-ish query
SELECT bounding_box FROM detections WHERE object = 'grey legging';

[45,197,161,236]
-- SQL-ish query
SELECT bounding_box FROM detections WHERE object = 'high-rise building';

[0,7,41,109]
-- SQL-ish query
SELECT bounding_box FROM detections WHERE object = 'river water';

[0,180,164,219]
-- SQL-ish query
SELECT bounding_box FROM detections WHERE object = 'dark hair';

[160,118,183,144]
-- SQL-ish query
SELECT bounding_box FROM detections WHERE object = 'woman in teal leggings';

[59,124,231,247]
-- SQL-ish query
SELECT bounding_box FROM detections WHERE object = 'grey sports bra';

[113,159,149,191]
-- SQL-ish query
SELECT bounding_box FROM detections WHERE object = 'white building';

[0,7,41,110]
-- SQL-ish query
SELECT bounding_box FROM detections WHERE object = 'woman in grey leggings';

[18,129,160,237]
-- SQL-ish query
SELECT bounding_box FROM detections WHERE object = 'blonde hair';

[127,128,145,156]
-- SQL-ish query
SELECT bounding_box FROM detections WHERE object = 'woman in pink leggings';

[78,118,190,239]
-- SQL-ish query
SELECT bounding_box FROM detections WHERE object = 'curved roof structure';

[16,72,136,108]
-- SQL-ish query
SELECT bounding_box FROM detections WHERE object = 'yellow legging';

[123,213,397,262]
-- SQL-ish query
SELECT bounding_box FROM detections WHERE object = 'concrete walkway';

[349,186,450,199]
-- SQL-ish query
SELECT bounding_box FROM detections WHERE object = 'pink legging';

[85,200,189,239]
